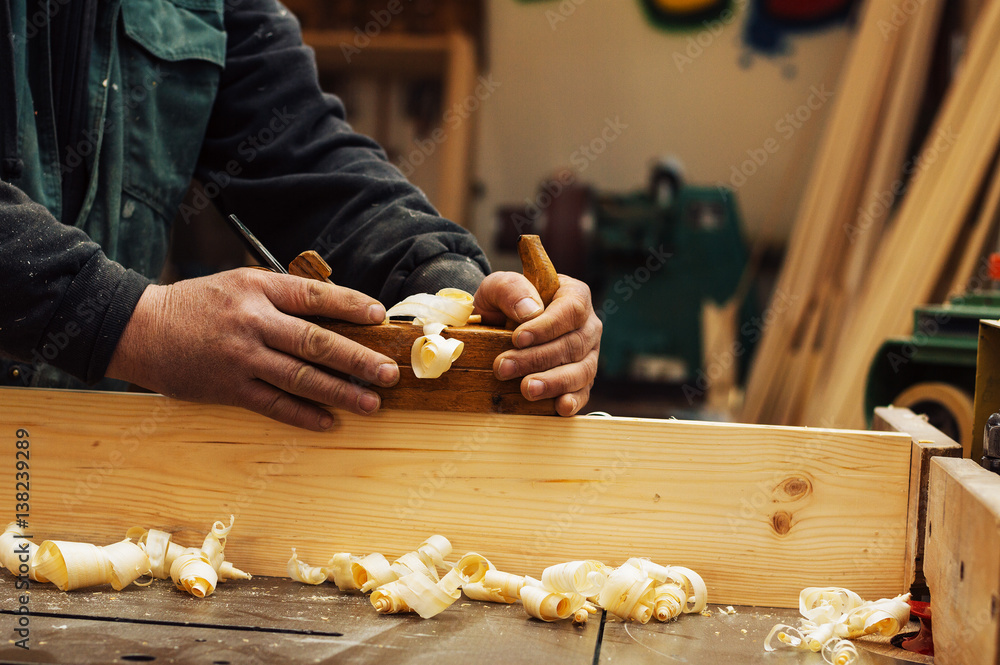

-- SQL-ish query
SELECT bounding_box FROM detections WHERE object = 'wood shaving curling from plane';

[386,289,475,378]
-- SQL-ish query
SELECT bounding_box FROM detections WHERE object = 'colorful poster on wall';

[638,0,733,29]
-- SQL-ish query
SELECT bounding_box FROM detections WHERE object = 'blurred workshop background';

[190,0,992,441]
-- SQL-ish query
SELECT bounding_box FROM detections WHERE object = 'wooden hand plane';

[289,236,560,416]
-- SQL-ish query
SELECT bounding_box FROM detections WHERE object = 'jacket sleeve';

[194,0,490,305]
[0,182,150,382]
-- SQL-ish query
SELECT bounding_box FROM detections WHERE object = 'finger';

[520,349,599,402]
[511,279,594,349]
[257,271,386,324]
[473,272,544,326]
[261,312,399,387]
[237,380,338,431]
[253,349,383,416]
[494,320,601,380]
[556,386,592,417]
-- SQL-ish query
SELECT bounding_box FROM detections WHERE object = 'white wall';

[470,0,853,258]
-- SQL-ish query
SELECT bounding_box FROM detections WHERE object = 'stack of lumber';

[742,0,1000,429]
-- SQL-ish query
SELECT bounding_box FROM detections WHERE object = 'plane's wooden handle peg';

[289,250,334,284]
[517,234,559,308]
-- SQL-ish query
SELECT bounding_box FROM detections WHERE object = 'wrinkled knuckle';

[301,280,328,311]
[299,325,330,360]
[324,379,354,408]
[258,391,285,420]
[287,364,313,394]
[344,344,373,378]
[567,329,589,361]
[570,295,590,328]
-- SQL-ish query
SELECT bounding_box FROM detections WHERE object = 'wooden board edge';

[873,406,963,593]
[924,456,1000,665]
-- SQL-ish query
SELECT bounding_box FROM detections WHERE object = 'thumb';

[474,272,544,326]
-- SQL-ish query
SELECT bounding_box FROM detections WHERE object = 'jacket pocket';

[118,0,226,220]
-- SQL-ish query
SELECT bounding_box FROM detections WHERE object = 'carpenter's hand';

[474,272,601,416]
[106,268,399,431]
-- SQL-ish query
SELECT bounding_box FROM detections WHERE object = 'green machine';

[865,292,1000,448]
[586,169,757,393]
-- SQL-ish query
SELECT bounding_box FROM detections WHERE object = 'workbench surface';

[0,577,927,664]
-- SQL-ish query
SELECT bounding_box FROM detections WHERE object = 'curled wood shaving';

[128,523,250,585]
[0,522,48,583]
[168,516,244,598]
[411,323,465,379]
[385,289,475,327]
[287,535,707,627]
[764,587,910,660]
[288,548,327,585]
[387,290,474,378]
[521,585,586,622]
[822,638,860,665]
[371,553,491,618]
[1,519,251,598]
[541,560,607,597]
[33,539,150,591]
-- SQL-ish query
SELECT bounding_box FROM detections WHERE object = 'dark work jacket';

[0,0,489,389]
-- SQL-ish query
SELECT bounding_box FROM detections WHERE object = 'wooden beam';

[872,406,963,595]
[924,457,1000,665]
[808,1,1000,429]
[0,388,913,609]
[741,0,904,425]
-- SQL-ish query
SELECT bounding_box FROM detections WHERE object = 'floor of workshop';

[0,577,927,664]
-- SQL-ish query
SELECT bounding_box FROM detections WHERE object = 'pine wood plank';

[948,158,1000,296]
[0,387,912,609]
[872,406,962,595]
[924,457,1000,665]
[841,0,945,300]
[742,0,902,423]
[807,2,1000,428]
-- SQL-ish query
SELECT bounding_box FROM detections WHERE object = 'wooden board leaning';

[0,387,913,609]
